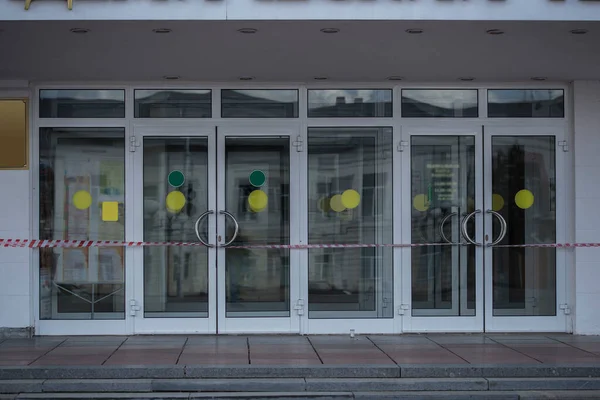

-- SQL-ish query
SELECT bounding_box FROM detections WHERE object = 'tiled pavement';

[1,334,600,367]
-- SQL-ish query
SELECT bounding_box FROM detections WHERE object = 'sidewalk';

[2,333,600,367]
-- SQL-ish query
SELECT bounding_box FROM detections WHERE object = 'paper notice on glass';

[97,247,124,283]
[62,248,89,282]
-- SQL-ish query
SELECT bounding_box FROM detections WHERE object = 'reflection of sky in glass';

[41,89,125,101]
[227,89,298,102]
[488,89,563,104]
[401,90,477,108]
[309,90,391,108]
[135,89,210,100]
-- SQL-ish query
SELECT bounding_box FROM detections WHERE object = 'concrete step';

[3,365,600,380]
[4,391,600,400]
[2,377,600,395]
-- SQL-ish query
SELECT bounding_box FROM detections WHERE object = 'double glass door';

[132,125,300,334]
[402,125,567,332]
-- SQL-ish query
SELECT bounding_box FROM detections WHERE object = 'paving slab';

[305,377,488,392]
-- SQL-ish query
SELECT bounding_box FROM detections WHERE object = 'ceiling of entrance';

[0,20,599,82]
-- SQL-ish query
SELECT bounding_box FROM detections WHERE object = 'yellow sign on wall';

[0,100,28,170]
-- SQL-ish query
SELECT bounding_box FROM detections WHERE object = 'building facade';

[1,0,600,336]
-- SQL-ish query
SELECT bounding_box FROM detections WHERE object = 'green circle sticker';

[168,170,185,188]
[249,170,266,187]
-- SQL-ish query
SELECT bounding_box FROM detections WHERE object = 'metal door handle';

[439,212,458,244]
[220,210,240,247]
[461,209,482,246]
[194,210,214,247]
[486,210,507,247]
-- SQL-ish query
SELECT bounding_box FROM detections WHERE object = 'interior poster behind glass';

[61,166,91,282]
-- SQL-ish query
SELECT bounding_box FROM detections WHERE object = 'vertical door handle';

[486,210,507,247]
[461,209,482,246]
[219,210,240,247]
[194,210,214,247]
[439,212,459,244]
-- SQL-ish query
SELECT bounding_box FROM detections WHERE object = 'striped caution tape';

[0,239,597,249]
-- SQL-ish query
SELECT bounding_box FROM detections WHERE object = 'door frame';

[215,122,302,334]
[483,124,569,332]
[131,123,218,334]
[400,123,485,333]
[399,120,569,333]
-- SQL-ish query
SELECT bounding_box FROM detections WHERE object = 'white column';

[573,80,600,334]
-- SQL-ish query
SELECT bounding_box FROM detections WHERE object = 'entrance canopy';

[0,20,599,82]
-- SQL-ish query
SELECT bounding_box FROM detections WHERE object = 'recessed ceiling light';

[239,76,255,81]
[320,28,340,34]
[314,76,328,81]
[406,28,423,34]
[163,75,180,80]
[531,76,547,81]
[570,29,588,35]
[459,77,475,81]
[238,28,258,34]
[486,29,504,35]
[152,28,172,34]
[387,76,403,81]
[70,28,89,34]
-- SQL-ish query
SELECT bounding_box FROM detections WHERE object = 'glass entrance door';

[484,126,567,332]
[402,125,567,332]
[132,125,299,334]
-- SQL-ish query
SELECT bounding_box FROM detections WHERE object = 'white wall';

[0,172,31,330]
[0,87,32,333]
[573,80,600,335]
[2,0,600,21]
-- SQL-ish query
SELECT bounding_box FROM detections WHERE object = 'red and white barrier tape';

[0,239,597,249]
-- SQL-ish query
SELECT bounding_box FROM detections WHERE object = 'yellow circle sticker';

[166,191,186,213]
[330,194,346,212]
[515,189,534,209]
[248,190,268,212]
[317,196,331,212]
[492,194,505,212]
[413,194,429,212]
[341,189,361,209]
[72,190,92,210]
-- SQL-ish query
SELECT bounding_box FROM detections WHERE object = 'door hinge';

[129,299,141,316]
[293,299,305,316]
[559,303,571,315]
[397,304,410,315]
[558,140,569,152]
[292,135,304,152]
[397,140,409,152]
[129,136,141,152]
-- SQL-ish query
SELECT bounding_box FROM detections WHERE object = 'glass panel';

[308,90,392,118]
[410,136,476,316]
[307,127,393,318]
[402,90,478,118]
[225,137,290,317]
[40,90,125,118]
[491,136,556,316]
[143,138,209,318]
[135,90,212,118]
[488,90,564,118]
[221,90,298,118]
[39,128,125,320]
